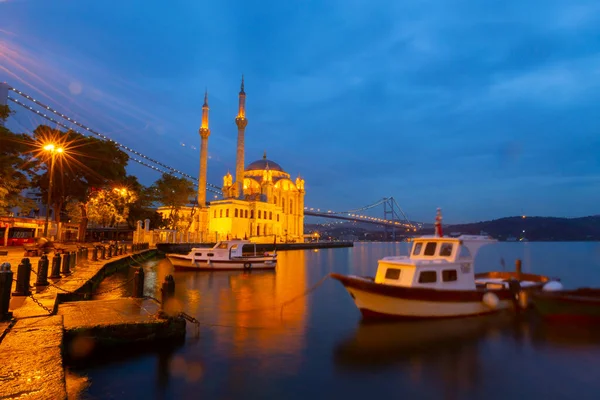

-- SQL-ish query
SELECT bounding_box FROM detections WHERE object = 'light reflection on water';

[79,242,600,400]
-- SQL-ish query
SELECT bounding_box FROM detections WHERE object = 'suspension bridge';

[2,82,417,232]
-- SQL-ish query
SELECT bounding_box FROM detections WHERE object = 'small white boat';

[331,209,557,320]
[166,239,277,271]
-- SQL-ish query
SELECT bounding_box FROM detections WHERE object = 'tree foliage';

[150,173,195,230]
[30,125,129,239]
[0,106,37,215]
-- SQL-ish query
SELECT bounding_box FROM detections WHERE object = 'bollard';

[71,251,77,270]
[92,247,98,262]
[123,244,128,254]
[0,263,13,321]
[132,267,145,298]
[107,245,113,259]
[35,255,50,287]
[515,259,522,276]
[13,258,32,296]
[100,246,106,260]
[49,253,62,279]
[62,252,71,276]
[160,275,176,312]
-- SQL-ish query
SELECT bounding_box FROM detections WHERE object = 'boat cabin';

[374,235,497,291]
[189,239,262,259]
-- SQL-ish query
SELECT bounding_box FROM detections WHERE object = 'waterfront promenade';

[0,245,184,400]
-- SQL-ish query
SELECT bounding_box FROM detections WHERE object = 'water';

[75,242,600,399]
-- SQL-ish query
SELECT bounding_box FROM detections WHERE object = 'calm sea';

[76,242,600,400]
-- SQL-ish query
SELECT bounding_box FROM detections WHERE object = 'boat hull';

[167,254,277,271]
[531,288,600,324]
[331,273,517,320]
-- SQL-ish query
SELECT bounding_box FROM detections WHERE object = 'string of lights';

[7,95,222,195]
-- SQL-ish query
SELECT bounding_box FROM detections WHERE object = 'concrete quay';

[0,245,186,400]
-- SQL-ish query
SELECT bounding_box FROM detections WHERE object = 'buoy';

[543,281,563,292]
[482,292,499,309]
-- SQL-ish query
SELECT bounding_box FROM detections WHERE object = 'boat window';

[412,243,422,255]
[442,270,458,282]
[231,244,238,250]
[458,246,472,259]
[217,243,228,249]
[439,243,453,257]
[194,253,202,257]
[418,271,437,283]
[385,268,401,280]
[424,242,437,256]
[207,253,214,257]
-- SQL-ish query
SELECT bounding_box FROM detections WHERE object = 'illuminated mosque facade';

[159,77,305,243]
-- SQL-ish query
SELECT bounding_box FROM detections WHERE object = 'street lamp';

[43,144,64,238]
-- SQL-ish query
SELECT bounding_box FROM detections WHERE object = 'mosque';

[158,77,305,244]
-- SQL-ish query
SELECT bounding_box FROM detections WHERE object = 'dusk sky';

[2,0,599,223]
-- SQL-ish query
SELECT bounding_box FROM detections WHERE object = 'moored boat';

[331,209,558,320]
[166,239,277,271]
[531,288,600,324]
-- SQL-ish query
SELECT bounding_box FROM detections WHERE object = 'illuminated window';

[235,209,238,218]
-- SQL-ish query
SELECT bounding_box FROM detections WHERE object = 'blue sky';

[2,0,599,223]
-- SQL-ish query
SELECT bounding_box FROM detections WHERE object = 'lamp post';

[43,144,63,238]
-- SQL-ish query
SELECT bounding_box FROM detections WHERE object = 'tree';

[150,173,195,230]
[30,125,129,240]
[0,106,37,215]
[124,175,164,230]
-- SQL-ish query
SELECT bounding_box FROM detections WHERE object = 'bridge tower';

[197,89,211,241]
[383,197,397,241]
[234,75,248,198]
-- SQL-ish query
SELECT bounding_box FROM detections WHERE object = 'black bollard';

[160,275,176,312]
[100,246,106,260]
[92,247,98,262]
[133,267,145,298]
[62,252,71,276]
[107,245,113,258]
[35,255,50,287]
[13,258,32,296]
[49,253,62,279]
[70,251,77,270]
[123,244,128,254]
[0,263,13,321]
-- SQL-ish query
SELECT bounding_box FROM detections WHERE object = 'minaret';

[198,89,210,207]
[234,75,248,198]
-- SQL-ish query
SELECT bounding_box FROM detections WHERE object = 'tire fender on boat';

[482,292,499,309]
[244,262,252,270]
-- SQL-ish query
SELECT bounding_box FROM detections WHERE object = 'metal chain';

[27,293,53,315]
[29,268,75,293]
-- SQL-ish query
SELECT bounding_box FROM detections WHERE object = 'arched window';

[250,210,254,219]
[274,196,278,205]
[214,210,216,218]
[258,210,262,219]
[290,200,293,214]
[245,210,248,218]
[235,209,238,218]
[226,209,229,217]
[269,211,272,220]
[219,209,223,218]
[257,225,260,236]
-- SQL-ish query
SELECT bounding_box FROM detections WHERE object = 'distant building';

[157,77,305,243]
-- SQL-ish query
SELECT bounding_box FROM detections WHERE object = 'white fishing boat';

[331,209,558,320]
[166,239,277,271]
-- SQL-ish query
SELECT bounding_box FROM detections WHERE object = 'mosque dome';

[245,152,285,173]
